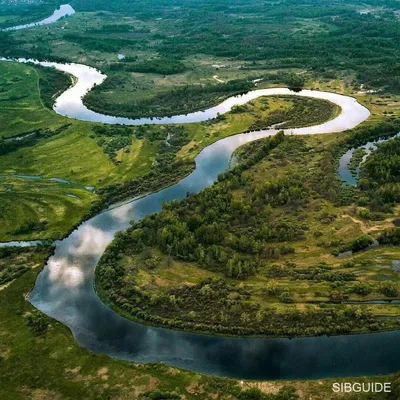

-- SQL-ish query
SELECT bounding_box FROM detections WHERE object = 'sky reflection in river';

[3,55,396,380]
[27,101,400,381]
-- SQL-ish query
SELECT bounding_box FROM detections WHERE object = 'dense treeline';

[110,58,187,75]
[359,137,400,209]
[115,133,290,279]
[84,78,254,119]
[0,125,70,156]
[63,34,134,53]
[36,66,72,109]
[97,254,381,336]
[10,220,48,235]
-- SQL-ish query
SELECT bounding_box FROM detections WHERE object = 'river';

[1,4,75,31]
[338,134,400,186]
[3,18,400,380]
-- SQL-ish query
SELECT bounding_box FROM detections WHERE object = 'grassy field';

[0,246,398,400]
[2,0,399,121]
[0,60,342,241]
[96,130,400,337]
[0,61,160,240]
[0,61,63,139]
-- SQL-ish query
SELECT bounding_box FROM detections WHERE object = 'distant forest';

[1,0,400,93]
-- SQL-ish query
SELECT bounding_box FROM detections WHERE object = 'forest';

[84,78,255,119]
[1,0,400,120]
[96,119,400,337]
[359,137,400,209]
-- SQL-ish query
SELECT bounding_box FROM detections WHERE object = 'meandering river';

[3,18,400,379]
[1,4,75,31]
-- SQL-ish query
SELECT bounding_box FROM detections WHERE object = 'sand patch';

[97,367,109,376]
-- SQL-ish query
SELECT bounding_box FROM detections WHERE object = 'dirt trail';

[343,214,394,234]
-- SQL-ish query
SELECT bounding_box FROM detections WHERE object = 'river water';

[0,58,368,130]
[1,4,75,31]
[338,134,400,186]
[4,43,400,380]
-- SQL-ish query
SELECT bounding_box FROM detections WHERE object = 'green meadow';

[0,246,397,399]
[0,60,340,241]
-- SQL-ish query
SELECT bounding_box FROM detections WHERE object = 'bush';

[349,235,375,252]
[350,282,372,296]
[342,260,355,268]
[279,291,294,303]
[139,390,180,400]
[378,228,400,245]
[25,311,49,335]
[237,388,268,400]
[379,282,398,298]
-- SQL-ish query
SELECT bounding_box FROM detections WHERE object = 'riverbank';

[0,60,349,241]
[95,125,400,340]
[0,245,398,399]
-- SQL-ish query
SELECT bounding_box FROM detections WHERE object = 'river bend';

[3,40,399,380]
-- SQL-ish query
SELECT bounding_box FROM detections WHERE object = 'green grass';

[96,132,400,337]
[0,246,397,400]
[0,177,95,241]
[0,61,163,240]
[0,62,62,139]
[0,60,341,241]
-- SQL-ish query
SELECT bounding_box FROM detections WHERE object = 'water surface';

[1,58,370,129]
[338,133,400,185]
[1,4,75,31]
[4,56,398,381]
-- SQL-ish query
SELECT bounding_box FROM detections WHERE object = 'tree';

[283,73,305,91]
[241,312,250,324]
[379,282,398,297]
[349,235,374,252]
[265,280,279,295]
[279,291,294,304]
[25,311,49,335]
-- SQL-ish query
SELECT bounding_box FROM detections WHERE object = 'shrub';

[379,282,398,297]
[279,291,294,303]
[349,235,375,252]
[25,311,49,335]
[350,282,372,296]
[139,390,180,399]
